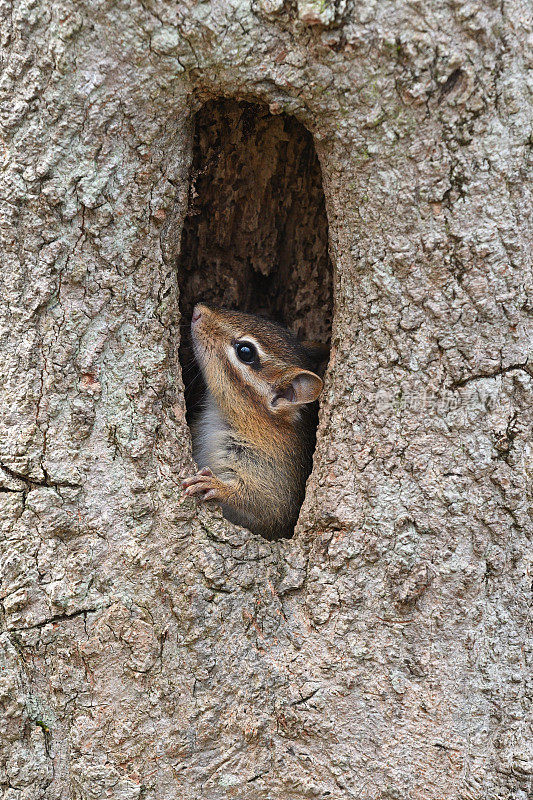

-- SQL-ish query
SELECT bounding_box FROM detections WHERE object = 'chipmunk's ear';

[271,370,323,410]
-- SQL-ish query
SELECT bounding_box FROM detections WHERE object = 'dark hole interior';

[176,98,333,535]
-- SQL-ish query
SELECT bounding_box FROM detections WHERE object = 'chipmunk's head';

[190,304,323,427]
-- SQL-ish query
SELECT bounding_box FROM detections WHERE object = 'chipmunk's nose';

[192,304,211,330]
[192,303,209,324]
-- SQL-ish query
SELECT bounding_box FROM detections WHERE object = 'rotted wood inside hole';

[178,99,333,430]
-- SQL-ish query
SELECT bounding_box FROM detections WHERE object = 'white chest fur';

[192,394,233,472]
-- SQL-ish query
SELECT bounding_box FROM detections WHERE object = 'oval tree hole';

[177,98,333,537]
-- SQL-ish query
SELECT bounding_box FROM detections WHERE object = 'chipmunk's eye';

[235,341,257,365]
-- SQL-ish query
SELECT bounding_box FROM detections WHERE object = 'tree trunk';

[0,2,531,799]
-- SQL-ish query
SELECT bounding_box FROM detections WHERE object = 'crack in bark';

[0,461,80,490]
[450,362,532,388]
[6,605,110,635]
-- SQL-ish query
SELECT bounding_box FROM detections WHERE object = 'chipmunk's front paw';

[181,468,226,503]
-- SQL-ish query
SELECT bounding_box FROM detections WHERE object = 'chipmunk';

[181,304,323,539]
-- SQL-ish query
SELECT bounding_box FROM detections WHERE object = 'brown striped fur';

[182,304,323,539]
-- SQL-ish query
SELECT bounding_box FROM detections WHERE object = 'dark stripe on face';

[225,359,276,423]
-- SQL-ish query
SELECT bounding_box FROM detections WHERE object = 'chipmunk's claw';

[181,468,223,503]
[201,488,220,502]
[182,467,213,489]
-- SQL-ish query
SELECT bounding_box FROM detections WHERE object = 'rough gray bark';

[0,1,531,799]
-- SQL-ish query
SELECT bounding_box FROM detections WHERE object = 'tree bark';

[0,2,531,799]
